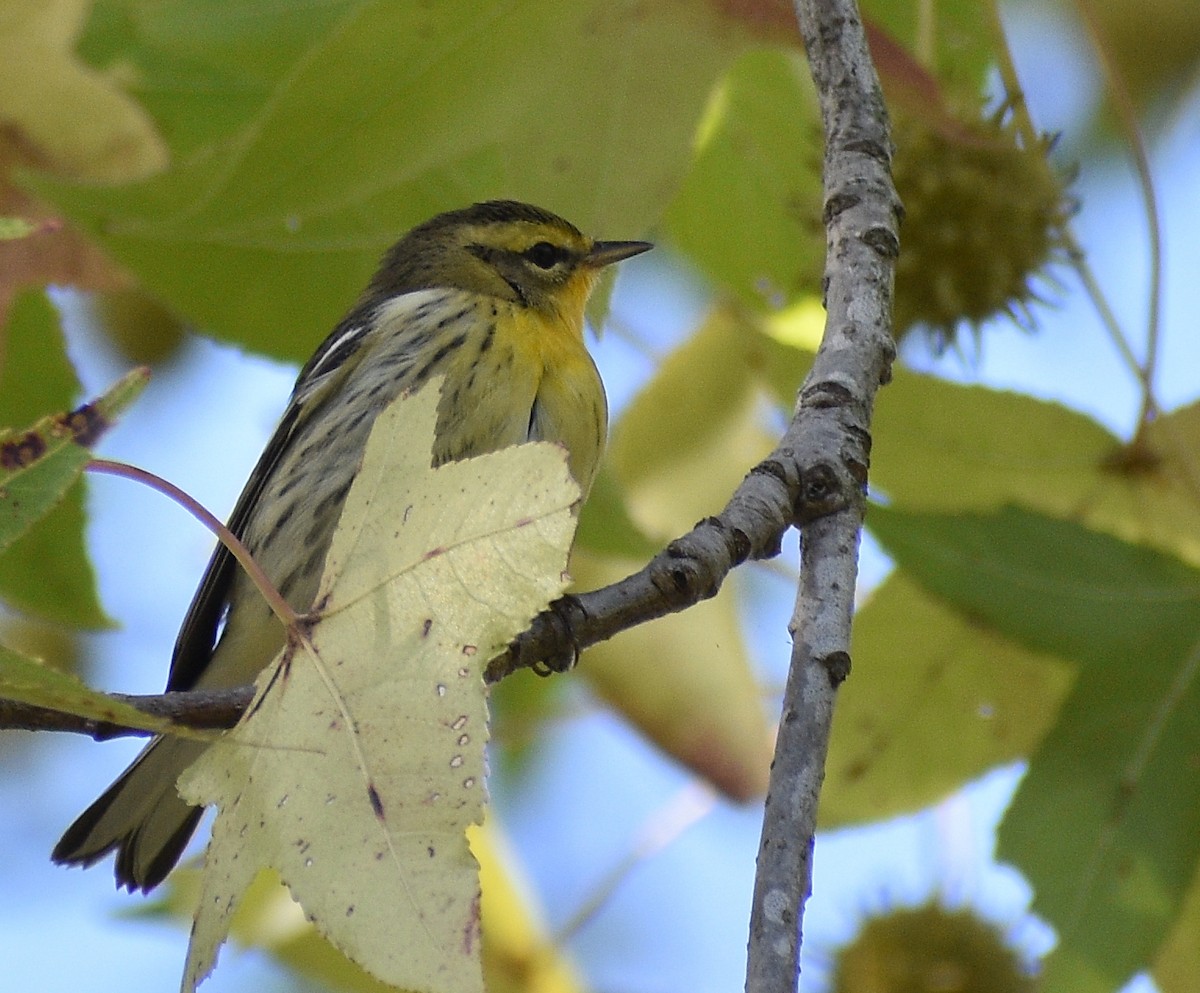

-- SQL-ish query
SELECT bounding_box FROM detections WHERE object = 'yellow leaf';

[0,0,167,181]
[471,821,586,993]
[573,548,771,801]
[179,379,580,993]
[610,307,776,537]
[143,821,585,993]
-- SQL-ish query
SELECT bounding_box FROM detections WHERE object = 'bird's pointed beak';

[586,240,653,268]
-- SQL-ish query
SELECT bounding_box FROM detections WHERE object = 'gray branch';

[0,446,846,738]
[745,1,899,991]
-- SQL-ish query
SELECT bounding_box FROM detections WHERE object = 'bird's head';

[369,200,652,327]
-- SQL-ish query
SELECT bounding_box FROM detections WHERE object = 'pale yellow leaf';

[573,548,771,801]
[179,379,580,993]
[0,0,167,181]
[143,820,585,993]
[470,821,586,993]
[610,306,777,538]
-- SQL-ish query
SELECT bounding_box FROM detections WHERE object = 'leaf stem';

[85,458,297,629]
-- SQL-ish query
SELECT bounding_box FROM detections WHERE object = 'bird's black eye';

[524,241,568,269]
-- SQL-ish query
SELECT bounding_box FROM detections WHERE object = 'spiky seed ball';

[832,902,1037,993]
[891,104,1072,349]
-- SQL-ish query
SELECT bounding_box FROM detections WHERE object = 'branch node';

[795,464,845,522]
[750,458,791,487]
[823,191,861,221]
[531,595,583,676]
[799,378,854,409]
[819,651,853,688]
[862,224,900,258]
[843,137,891,162]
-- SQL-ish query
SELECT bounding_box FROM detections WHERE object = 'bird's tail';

[52,736,205,893]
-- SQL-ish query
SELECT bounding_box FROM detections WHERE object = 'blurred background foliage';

[2,1,1199,992]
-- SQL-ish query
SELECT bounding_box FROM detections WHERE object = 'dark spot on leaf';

[0,431,46,469]
[462,894,482,954]
[428,846,436,858]
[368,784,385,819]
[56,401,109,447]
[422,618,433,637]
[423,546,446,560]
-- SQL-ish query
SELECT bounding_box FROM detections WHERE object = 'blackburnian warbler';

[53,200,651,891]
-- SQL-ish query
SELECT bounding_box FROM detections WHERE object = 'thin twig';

[1072,0,1163,434]
[987,7,1161,427]
[0,687,250,739]
[2,429,850,737]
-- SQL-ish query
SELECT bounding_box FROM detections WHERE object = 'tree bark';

[745,1,900,991]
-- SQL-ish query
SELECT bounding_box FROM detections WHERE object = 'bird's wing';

[165,317,379,692]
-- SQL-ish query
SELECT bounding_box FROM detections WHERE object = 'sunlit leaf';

[1153,863,1200,993]
[573,548,771,802]
[860,0,997,95]
[471,821,587,993]
[663,48,824,312]
[180,379,579,993]
[0,0,167,181]
[610,306,777,538]
[140,820,583,993]
[37,1,768,359]
[873,371,1200,567]
[573,464,658,561]
[822,572,1073,827]
[0,217,37,240]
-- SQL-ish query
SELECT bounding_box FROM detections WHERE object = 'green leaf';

[873,371,1200,568]
[872,370,1119,515]
[663,48,824,311]
[610,306,776,538]
[0,217,37,240]
[574,464,658,561]
[860,0,997,95]
[821,572,1073,828]
[0,292,148,625]
[870,504,1200,993]
[0,290,79,430]
[39,1,762,360]
[0,641,181,735]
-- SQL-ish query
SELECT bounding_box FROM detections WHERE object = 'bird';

[53,200,651,891]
